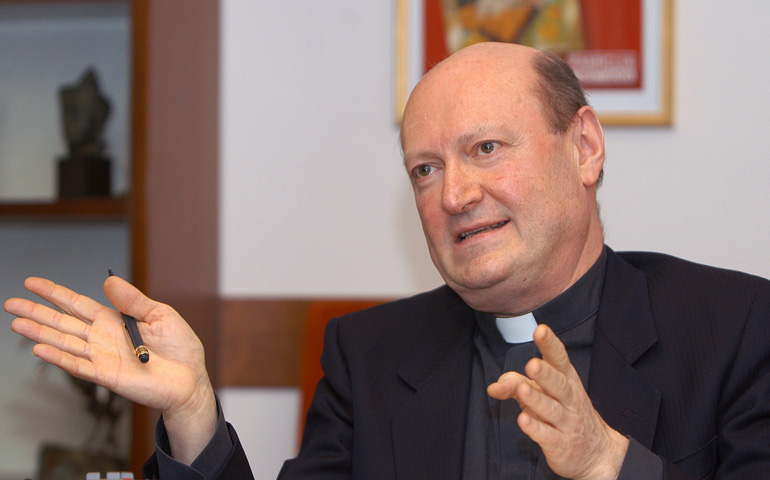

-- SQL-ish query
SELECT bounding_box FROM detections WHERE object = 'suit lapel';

[391,298,476,480]
[588,250,661,448]
[529,251,663,479]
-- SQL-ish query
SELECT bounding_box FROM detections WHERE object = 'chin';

[450,282,512,314]
[446,265,511,295]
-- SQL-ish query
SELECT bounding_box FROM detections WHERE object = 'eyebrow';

[402,123,512,166]
[452,123,513,150]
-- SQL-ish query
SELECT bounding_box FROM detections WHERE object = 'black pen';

[108,269,150,363]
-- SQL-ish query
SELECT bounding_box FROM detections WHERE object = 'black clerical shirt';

[462,248,605,479]
[462,248,662,480]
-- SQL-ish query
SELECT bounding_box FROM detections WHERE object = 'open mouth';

[458,220,509,242]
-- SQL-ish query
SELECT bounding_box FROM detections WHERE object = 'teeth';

[461,226,490,239]
[459,221,507,241]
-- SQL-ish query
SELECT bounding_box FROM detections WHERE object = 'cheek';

[415,192,441,229]
[415,192,454,251]
[488,167,534,212]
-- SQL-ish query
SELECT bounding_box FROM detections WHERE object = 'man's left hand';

[487,324,629,480]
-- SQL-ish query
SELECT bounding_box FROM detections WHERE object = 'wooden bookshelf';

[0,196,129,222]
[1,0,221,474]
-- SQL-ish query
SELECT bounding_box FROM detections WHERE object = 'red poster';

[424,0,643,90]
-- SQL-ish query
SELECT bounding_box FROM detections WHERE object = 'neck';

[464,231,605,317]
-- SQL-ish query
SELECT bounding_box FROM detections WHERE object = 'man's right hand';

[4,275,217,465]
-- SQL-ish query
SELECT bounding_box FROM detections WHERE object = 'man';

[6,42,770,479]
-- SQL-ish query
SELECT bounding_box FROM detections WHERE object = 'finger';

[487,371,542,400]
[23,277,108,325]
[532,324,572,374]
[516,375,566,427]
[488,371,524,400]
[518,406,560,448]
[104,275,166,325]
[31,342,98,383]
[527,326,583,406]
[12,317,91,360]
[7,297,93,340]
[524,355,574,405]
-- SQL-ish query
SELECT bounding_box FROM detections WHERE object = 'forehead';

[401,44,542,141]
[401,56,544,150]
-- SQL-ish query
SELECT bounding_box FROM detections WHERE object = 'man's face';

[401,47,594,315]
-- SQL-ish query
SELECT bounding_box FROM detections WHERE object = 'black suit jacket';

[147,249,770,479]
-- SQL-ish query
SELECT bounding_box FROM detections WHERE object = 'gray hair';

[530,50,588,134]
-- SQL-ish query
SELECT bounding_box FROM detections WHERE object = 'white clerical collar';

[495,312,538,344]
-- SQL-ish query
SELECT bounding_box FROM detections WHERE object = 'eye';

[479,141,498,154]
[413,164,436,178]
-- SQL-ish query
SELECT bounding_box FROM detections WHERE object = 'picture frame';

[396,0,672,125]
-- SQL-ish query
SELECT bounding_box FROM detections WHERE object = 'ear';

[571,105,605,188]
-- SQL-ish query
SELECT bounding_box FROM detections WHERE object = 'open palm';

[5,276,212,415]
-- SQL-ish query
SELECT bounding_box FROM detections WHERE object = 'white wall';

[219,0,441,299]
[220,0,770,297]
[219,0,770,478]
[599,2,770,278]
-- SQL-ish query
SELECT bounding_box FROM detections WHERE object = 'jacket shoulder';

[324,285,472,369]
[613,250,770,319]
[617,250,770,288]
[335,285,466,332]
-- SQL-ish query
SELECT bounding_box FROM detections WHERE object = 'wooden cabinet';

[1,0,220,474]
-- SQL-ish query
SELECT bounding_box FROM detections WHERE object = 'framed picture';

[396,0,672,125]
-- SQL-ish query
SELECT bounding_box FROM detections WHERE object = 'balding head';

[403,42,588,142]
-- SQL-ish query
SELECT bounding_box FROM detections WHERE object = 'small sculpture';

[60,69,111,157]
[57,68,112,198]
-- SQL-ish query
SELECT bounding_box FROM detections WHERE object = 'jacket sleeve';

[141,398,255,480]
[617,437,664,480]
[709,283,770,478]
[665,279,770,479]
[142,316,356,480]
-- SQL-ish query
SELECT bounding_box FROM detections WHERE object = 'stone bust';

[59,68,111,158]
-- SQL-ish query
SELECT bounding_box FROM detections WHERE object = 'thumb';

[488,372,527,400]
[103,275,160,324]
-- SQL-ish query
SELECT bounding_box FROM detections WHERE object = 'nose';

[441,161,482,214]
